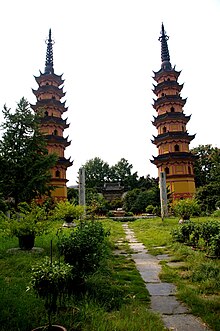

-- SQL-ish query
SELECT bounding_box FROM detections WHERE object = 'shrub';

[28,257,72,328]
[212,209,220,218]
[172,198,201,220]
[58,220,110,281]
[209,233,220,257]
[192,261,220,282]
[8,202,49,237]
[171,221,197,245]
[145,205,154,214]
[200,220,220,246]
[51,201,84,222]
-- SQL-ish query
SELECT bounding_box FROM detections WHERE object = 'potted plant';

[51,201,84,226]
[28,257,72,330]
[172,198,200,221]
[8,202,49,250]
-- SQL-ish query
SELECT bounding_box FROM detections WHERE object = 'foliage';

[109,198,123,210]
[110,158,138,190]
[171,221,195,244]
[196,182,220,213]
[67,187,79,204]
[209,234,220,257]
[86,189,109,217]
[82,157,158,191]
[123,187,160,214]
[0,98,57,208]
[212,209,220,217]
[58,220,110,281]
[171,219,220,255]
[200,220,220,246]
[51,201,84,222]
[145,205,155,214]
[171,198,200,220]
[191,144,220,187]
[83,157,111,189]
[28,257,72,328]
[7,202,49,237]
[191,145,220,213]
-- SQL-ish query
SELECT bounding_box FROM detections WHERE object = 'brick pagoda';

[151,24,196,200]
[32,29,72,200]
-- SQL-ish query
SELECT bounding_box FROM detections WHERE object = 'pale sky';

[0,0,219,186]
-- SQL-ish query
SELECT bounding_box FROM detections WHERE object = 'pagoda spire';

[45,29,54,74]
[158,23,172,70]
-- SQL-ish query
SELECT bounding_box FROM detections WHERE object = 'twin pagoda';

[32,26,196,201]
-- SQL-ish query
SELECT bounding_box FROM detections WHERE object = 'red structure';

[32,30,72,200]
[151,24,196,200]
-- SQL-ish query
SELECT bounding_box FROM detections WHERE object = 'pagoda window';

[165,167,170,175]
[44,111,48,117]
[182,126,184,131]
[52,96,55,99]
[163,126,167,133]
[55,170,60,178]
[53,129,58,135]
[188,166,192,175]
[170,106,175,112]
[167,78,170,81]
[46,82,49,85]
[162,93,165,97]
[174,144,180,152]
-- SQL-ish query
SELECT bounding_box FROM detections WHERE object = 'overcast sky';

[0,0,219,186]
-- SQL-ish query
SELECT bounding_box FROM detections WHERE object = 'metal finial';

[45,29,55,74]
[158,23,172,70]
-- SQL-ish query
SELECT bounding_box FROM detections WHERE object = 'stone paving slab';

[162,314,211,331]
[136,267,161,283]
[150,296,189,315]
[146,282,176,296]
[129,242,146,251]
[121,223,212,331]
[156,254,170,260]
[167,261,186,268]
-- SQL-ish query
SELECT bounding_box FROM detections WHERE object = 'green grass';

[0,220,165,331]
[130,217,220,331]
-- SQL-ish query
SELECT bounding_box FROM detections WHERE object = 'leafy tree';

[196,183,220,213]
[137,175,158,190]
[191,145,220,187]
[86,189,109,217]
[0,98,57,208]
[83,157,111,189]
[110,158,138,189]
[67,187,79,204]
[123,187,160,214]
[191,145,220,212]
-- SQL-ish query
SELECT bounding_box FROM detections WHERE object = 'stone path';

[121,223,211,331]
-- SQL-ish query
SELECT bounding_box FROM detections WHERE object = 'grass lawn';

[130,216,220,331]
[0,220,166,331]
[1,217,219,330]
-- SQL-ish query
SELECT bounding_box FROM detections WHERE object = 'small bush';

[209,233,220,257]
[191,261,220,288]
[172,198,201,220]
[58,220,110,281]
[171,221,198,245]
[200,220,220,246]
[212,209,220,218]
[51,201,84,222]
[145,205,154,214]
